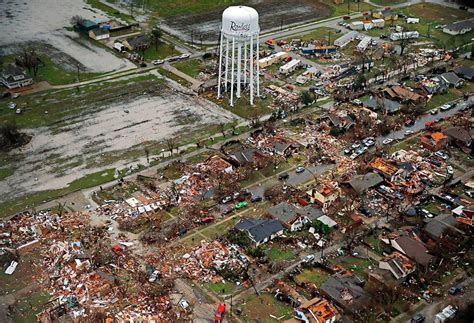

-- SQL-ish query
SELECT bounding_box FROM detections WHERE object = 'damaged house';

[235,218,284,246]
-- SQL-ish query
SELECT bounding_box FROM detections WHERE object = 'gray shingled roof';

[349,172,384,194]
[235,218,283,243]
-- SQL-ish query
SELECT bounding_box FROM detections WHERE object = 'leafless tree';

[166,138,176,155]
[16,47,42,77]
[70,15,84,26]
[219,122,226,137]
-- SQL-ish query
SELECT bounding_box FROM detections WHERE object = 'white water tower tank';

[217,6,260,107]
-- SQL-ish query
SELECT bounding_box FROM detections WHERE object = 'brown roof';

[395,236,434,266]
[384,85,423,102]
[443,127,471,145]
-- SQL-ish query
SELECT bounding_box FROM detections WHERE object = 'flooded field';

[0,78,240,204]
[0,0,135,73]
[160,0,332,43]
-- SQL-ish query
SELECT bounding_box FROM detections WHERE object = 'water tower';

[217,6,260,107]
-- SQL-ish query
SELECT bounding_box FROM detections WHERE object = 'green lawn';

[0,167,14,180]
[267,246,295,262]
[285,27,338,44]
[330,256,371,279]
[260,162,291,178]
[0,168,125,217]
[205,281,236,295]
[370,0,406,5]
[328,1,375,18]
[34,56,100,85]
[142,42,180,61]
[200,217,239,240]
[173,59,204,78]
[211,93,273,119]
[11,292,50,323]
[86,0,134,23]
[427,88,463,110]
[366,235,384,256]
[157,67,192,87]
[241,293,293,322]
[295,268,329,287]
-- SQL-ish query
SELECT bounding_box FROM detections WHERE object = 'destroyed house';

[89,27,110,40]
[272,141,296,157]
[420,132,448,151]
[439,72,464,88]
[228,147,265,166]
[286,297,337,323]
[453,65,474,81]
[381,230,434,267]
[383,85,424,104]
[307,183,340,209]
[379,252,416,280]
[326,113,355,130]
[423,214,465,242]
[345,172,384,195]
[1,64,34,89]
[369,158,398,180]
[235,218,283,246]
[204,155,233,173]
[443,127,472,148]
[267,202,323,231]
[320,272,368,313]
[362,96,401,114]
[123,34,151,51]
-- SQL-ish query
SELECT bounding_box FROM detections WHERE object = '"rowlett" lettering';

[230,21,250,32]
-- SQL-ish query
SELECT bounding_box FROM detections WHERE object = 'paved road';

[377,96,474,145]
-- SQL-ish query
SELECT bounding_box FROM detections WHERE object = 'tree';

[399,32,412,56]
[70,15,84,27]
[219,122,226,137]
[151,27,162,51]
[16,47,42,77]
[300,90,313,106]
[354,74,366,90]
[165,138,176,155]
[227,230,251,249]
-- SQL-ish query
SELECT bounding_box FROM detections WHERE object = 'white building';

[279,59,300,74]
[406,17,419,24]
[334,30,359,48]
[258,51,288,68]
[357,36,372,51]
[350,21,364,30]
[372,18,385,28]
[443,19,473,35]
[390,31,419,41]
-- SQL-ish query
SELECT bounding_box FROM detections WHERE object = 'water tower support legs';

[230,37,235,107]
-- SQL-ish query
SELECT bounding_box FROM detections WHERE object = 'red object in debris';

[111,245,122,255]
[385,6,391,10]
[200,216,215,224]
[363,12,368,16]
[286,84,295,91]
[425,121,435,128]
[214,304,226,323]
[343,15,350,20]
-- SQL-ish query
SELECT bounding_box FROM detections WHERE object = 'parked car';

[352,99,362,106]
[404,130,414,136]
[466,191,474,198]
[152,59,164,65]
[435,151,449,160]
[382,138,393,145]
[149,270,160,283]
[447,166,454,175]
[251,195,263,203]
[235,201,248,209]
[278,172,289,180]
[222,207,233,215]
[448,286,462,295]
[199,216,215,224]
[352,142,361,149]
[420,209,434,218]
[440,104,451,111]
[295,166,305,173]
[221,196,233,204]
[411,313,425,323]
[430,108,438,115]
[405,119,415,127]
[442,194,455,203]
[302,254,315,263]
[359,207,372,217]
[180,53,191,59]
[344,147,352,155]
[427,158,442,167]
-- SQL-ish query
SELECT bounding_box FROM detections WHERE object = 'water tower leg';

[217,33,223,98]
[256,34,260,97]
[250,36,254,106]
[237,44,241,98]
[230,37,235,107]
[243,41,247,85]
[224,38,229,92]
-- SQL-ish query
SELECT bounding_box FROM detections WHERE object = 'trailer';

[258,52,288,68]
[372,18,385,28]
[357,36,372,51]
[407,17,420,24]
[334,31,359,48]
[350,21,364,30]
[390,31,419,41]
[301,45,337,55]
[279,59,301,74]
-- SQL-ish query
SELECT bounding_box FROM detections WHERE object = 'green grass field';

[142,42,180,60]
[86,0,134,23]
[173,59,204,78]
[205,281,236,295]
[370,0,406,5]
[285,27,338,44]
[241,293,293,322]
[267,246,295,262]
[295,268,329,287]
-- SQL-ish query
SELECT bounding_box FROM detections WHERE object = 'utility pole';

[427,23,431,38]
[280,17,283,32]
[76,63,80,81]
[191,30,194,44]
[328,31,331,45]
[348,0,350,15]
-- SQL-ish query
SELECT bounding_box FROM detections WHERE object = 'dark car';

[222,207,233,215]
[278,172,289,180]
[427,158,442,167]
[448,286,462,295]
[459,5,468,10]
[359,207,372,217]
[411,313,425,323]
[251,195,263,203]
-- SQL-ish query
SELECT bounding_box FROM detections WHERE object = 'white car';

[180,53,191,59]
[447,166,454,175]
[404,130,414,136]
[421,209,434,218]
[440,104,451,111]
[435,151,449,160]
[152,59,164,65]
[302,254,315,263]
[382,138,393,145]
[8,102,16,109]
[149,270,159,283]
[443,195,455,203]
[352,142,361,149]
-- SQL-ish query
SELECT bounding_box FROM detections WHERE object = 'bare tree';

[166,138,176,155]
[219,122,226,137]
[16,47,42,77]
[151,27,162,51]
[70,15,84,27]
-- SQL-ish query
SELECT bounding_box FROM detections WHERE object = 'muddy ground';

[0,75,240,205]
[0,0,135,73]
[160,0,332,43]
